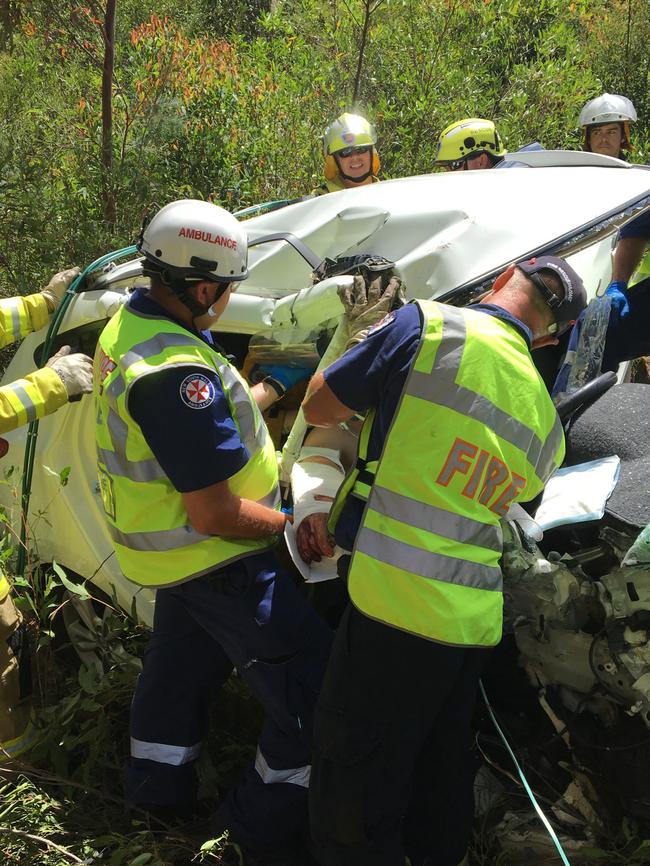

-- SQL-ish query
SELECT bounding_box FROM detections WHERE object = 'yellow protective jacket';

[0,293,67,433]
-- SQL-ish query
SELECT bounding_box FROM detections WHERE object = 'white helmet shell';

[139,199,248,282]
[579,93,637,127]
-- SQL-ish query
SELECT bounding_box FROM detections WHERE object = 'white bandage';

[291,455,344,524]
[290,447,347,579]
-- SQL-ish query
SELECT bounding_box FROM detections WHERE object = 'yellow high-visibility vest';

[95,304,280,588]
[329,301,564,647]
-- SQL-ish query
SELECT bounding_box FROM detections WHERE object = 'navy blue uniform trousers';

[309,604,487,866]
[124,552,332,853]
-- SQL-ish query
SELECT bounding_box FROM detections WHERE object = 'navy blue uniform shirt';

[126,289,249,492]
[619,209,650,240]
[323,301,533,550]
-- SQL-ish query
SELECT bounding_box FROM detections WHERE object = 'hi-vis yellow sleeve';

[0,293,49,348]
[0,367,67,434]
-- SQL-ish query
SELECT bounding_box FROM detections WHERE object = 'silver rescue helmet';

[138,199,248,284]
[579,93,637,152]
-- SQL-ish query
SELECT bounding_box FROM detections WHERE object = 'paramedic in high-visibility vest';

[301,255,587,866]
[93,199,331,859]
[313,112,381,195]
[1,266,93,766]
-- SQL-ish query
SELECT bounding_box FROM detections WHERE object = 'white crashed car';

[2,151,650,827]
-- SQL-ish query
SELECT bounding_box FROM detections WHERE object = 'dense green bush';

[0,0,648,291]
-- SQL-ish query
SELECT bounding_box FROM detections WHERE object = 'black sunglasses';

[337,145,372,158]
[449,158,469,171]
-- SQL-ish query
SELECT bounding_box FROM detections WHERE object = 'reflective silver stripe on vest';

[121,332,202,371]
[216,363,267,454]
[110,522,210,552]
[355,527,502,591]
[100,406,167,482]
[7,297,22,340]
[104,371,126,406]
[130,736,201,766]
[255,748,310,788]
[369,485,502,552]
[408,305,563,482]
[109,486,279,552]
[6,383,38,422]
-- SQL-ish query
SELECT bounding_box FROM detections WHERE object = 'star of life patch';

[180,373,215,409]
[367,311,395,335]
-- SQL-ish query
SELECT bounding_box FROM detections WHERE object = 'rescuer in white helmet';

[579,92,637,159]
[95,199,331,861]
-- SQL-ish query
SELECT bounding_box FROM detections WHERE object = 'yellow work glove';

[338,272,405,351]
[46,345,94,398]
[40,267,81,313]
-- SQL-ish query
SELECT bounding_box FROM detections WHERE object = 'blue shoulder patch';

[179,373,216,409]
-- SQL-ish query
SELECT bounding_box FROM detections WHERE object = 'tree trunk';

[102,0,117,224]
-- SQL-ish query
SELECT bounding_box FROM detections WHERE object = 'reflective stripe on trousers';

[130,736,201,766]
[255,747,310,788]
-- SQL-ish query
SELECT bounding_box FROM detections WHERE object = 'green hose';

[16,245,138,577]
[234,198,300,219]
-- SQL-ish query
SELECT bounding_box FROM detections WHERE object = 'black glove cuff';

[263,376,286,398]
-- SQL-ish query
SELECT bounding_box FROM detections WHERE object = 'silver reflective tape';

[109,486,279,552]
[8,383,38,422]
[409,305,561,481]
[255,748,310,788]
[97,447,166,483]
[109,522,209,552]
[8,297,22,340]
[355,527,502,591]
[104,371,125,405]
[260,486,281,510]
[369,485,502,552]
[218,363,266,452]
[121,332,202,371]
[130,736,201,766]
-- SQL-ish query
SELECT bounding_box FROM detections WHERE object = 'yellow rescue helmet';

[322,112,377,156]
[435,118,506,165]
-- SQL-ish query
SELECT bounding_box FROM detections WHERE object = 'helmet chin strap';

[335,154,373,185]
[338,166,373,184]
[160,270,230,319]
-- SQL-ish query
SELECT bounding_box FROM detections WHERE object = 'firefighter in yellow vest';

[93,200,331,859]
[313,112,381,195]
[301,256,587,866]
[1,266,94,765]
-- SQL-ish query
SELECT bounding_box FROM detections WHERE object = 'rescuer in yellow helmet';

[314,112,381,195]
[435,118,507,171]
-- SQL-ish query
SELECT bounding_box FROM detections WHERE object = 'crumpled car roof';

[241,151,650,301]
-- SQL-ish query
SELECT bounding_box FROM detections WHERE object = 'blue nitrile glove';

[261,364,313,397]
[605,281,630,324]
